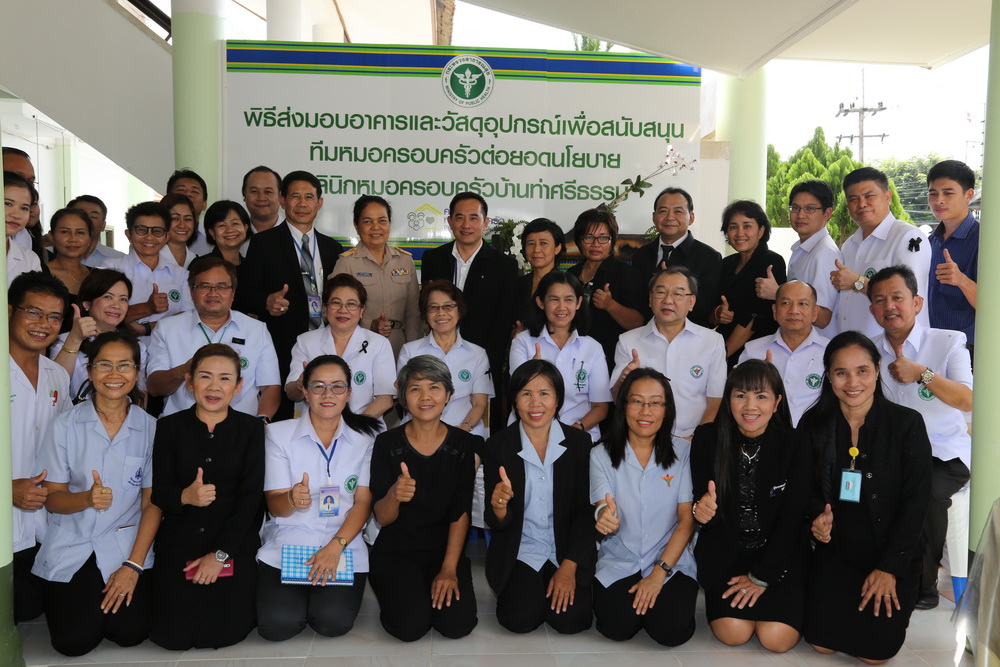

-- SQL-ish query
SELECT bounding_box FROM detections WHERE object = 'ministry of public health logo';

[458,369,472,382]
[442,55,494,107]
[169,289,181,302]
[345,475,359,493]
[918,384,935,401]
[806,373,822,389]
[354,371,366,385]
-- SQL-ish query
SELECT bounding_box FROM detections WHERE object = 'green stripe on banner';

[227,67,699,86]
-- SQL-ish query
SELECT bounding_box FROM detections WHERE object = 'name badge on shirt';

[839,469,862,503]
[319,485,340,517]
[308,295,323,318]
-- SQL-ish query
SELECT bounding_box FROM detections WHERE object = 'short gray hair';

[396,354,454,401]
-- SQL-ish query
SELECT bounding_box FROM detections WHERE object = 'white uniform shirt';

[838,215,931,337]
[11,228,32,249]
[50,333,149,400]
[739,328,829,426]
[450,241,483,291]
[82,243,126,268]
[159,244,197,269]
[510,329,611,442]
[788,228,842,337]
[286,325,396,416]
[873,323,973,467]
[9,355,71,553]
[6,241,41,285]
[397,333,494,438]
[612,319,726,438]
[258,414,375,572]
[188,229,214,256]
[146,309,280,416]
[32,402,156,582]
[100,249,193,322]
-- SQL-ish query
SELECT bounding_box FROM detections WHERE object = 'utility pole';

[835,70,888,163]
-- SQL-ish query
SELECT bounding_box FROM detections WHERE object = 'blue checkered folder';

[280,544,354,585]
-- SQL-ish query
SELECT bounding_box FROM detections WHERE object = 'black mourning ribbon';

[908,237,922,252]
[359,340,369,354]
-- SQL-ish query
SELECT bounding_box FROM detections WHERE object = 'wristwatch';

[333,535,348,548]
[215,549,229,563]
[654,559,673,577]
[853,276,866,292]
[919,368,935,386]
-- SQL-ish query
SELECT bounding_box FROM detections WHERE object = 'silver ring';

[118,593,125,597]
[740,588,747,594]
[280,306,287,312]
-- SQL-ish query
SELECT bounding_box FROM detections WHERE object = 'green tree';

[875,153,946,223]
[572,34,613,51]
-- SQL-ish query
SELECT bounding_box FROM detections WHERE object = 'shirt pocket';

[122,456,147,491]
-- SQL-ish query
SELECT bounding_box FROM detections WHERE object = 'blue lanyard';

[291,233,318,279]
[315,438,338,483]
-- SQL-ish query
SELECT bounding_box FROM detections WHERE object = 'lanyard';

[315,438,339,484]
[291,233,318,278]
[197,321,231,346]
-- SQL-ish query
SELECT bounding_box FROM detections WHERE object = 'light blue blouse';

[516,421,566,571]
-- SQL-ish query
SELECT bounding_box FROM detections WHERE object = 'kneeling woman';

[34,332,158,657]
[484,360,595,634]
[150,344,265,650]
[591,368,698,647]
[256,355,381,641]
[368,355,480,641]
[691,359,810,652]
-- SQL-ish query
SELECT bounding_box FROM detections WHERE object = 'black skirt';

[700,548,806,630]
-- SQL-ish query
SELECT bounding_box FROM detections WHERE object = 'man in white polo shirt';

[611,266,725,438]
[740,280,829,426]
[868,264,972,611]
[146,256,281,420]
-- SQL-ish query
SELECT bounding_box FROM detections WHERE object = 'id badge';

[308,295,323,318]
[839,469,862,503]
[319,485,340,517]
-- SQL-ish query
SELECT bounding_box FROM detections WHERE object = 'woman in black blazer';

[483,359,595,635]
[691,359,811,653]
[799,331,931,663]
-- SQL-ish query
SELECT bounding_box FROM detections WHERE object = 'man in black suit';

[420,192,518,428]
[237,170,343,419]
[631,187,722,327]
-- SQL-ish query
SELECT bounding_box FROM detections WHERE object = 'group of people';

[3,148,977,663]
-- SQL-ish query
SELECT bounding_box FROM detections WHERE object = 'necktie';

[661,244,674,265]
[299,234,322,330]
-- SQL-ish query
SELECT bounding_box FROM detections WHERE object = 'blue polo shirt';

[928,213,978,344]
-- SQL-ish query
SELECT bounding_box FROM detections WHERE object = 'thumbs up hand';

[289,472,312,510]
[491,465,514,515]
[511,320,525,339]
[765,349,774,365]
[936,248,967,287]
[267,284,291,316]
[182,467,217,507]
[371,312,393,338]
[69,304,99,344]
[89,470,113,511]
[12,469,48,511]
[393,462,416,503]
[812,503,834,543]
[532,343,543,360]
[694,480,718,524]
[596,492,621,536]
[147,283,169,313]
[755,265,779,300]
[621,349,641,383]
[887,341,926,384]
[592,282,613,310]
[716,296,734,325]
[830,259,860,291]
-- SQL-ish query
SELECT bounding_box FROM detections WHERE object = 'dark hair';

[721,199,771,245]
[396,355,454,414]
[866,264,918,300]
[3,170,33,196]
[323,272,368,307]
[190,343,242,381]
[302,354,380,436]
[927,159,976,192]
[789,179,834,211]
[353,195,392,225]
[67,194,108,218]
[159,193,198,247]
[520,218,566,264]
[448,191,488,218]
[508,359,565,419]
[572,208,619,254]
[78,269,133,315]
[419,280,468,321]
[280,170,322,198]
[125,201,172,231]
[528,271,590,337]
[188,256,239,291]
[774,279,817,303]
[49,207,94,236]
[8,270,69,311]
[843,167,889,192]
[241,165,281,196]
[167,169,208,200]
[600,368,677,469]
[2,147,30,159]
[203,200,250,245]
[653,186,694,213]
[648,265,699,297]
[712,360,791,519]
[83,331,144,405]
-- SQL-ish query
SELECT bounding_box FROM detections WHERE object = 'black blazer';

[690,422,811,586]
[482,422,595,593]
[631,233,722,327]
[235,223,343,372]
[421,241,519,372]
[717,244,787,362]
[808,398,932,577]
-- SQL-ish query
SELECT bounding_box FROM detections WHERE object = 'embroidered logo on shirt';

[168,289,181,302]
[806,373,822,389]
[574,368,588,390]
[354,371,367,385]
[49,390,58,406]
[662,474,675,486]
[345,475,359,493]
[239,356,249,370]
[390,268,410,277]
[689,365,704,378]
[128,466,143,487]
[918,384,935,401]
[458,369,472,382]
[864,268,876,279]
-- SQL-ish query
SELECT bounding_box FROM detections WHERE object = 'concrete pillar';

[54,137,80,210]
[715,67,767,205]
[267,0,307,41]
[312,21,345,43]
[969,0,1000,551]
[171,0,225,206]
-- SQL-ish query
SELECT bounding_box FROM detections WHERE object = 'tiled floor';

[19,539,974,667]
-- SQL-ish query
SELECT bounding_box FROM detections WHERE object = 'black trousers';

[593,571,698,646]
[256,563,366,641]
[922,456,971,590]
[368,548,477,642]
[41,553,152,657]
[495,560,593,635]
[13,543,43,623]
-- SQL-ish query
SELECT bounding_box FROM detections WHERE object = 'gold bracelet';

[61,347,79,355]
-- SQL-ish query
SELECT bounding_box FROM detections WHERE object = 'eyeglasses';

[307,381,349,395]
[427,303,458,314]
[788,205,824,214]
[625,399,667,410]
[15,306,64,325]
[90,361,138,373]
[651,288,693,300]
[581,234,612,245]
[193,283,234,293]
[326,299,361,312]
[131,224,167,238]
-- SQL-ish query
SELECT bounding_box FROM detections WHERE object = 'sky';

[452,2,990,171]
